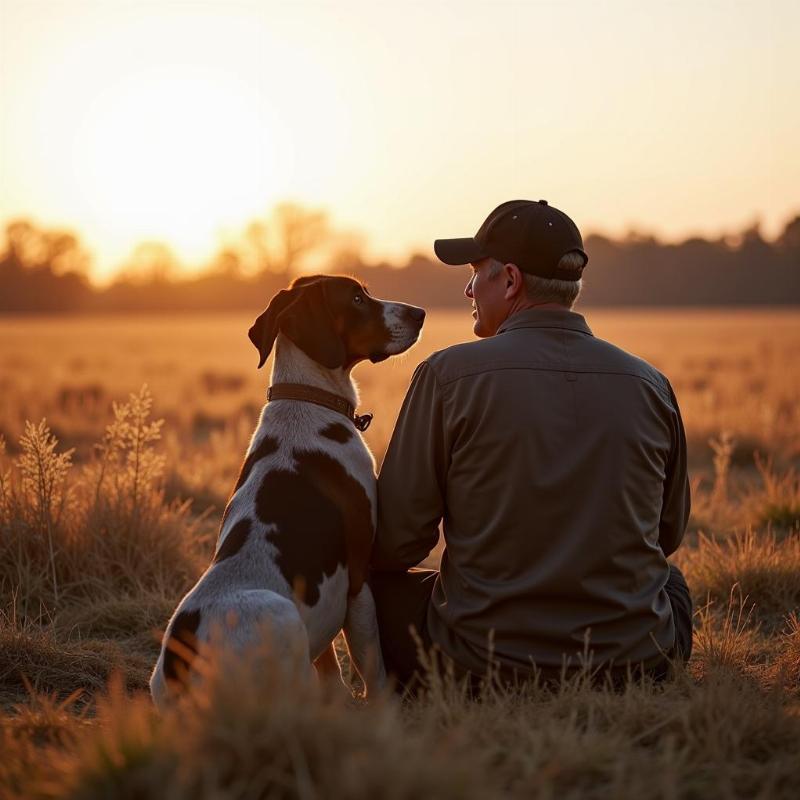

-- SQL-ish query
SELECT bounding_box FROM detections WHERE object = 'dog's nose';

[406,306,426,324]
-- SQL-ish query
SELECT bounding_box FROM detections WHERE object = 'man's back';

[375,308,690,675]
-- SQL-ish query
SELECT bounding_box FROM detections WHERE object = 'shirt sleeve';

[659,382,691,557]
[372,360,447,571]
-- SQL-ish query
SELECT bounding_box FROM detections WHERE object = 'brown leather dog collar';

[267,383,373,432]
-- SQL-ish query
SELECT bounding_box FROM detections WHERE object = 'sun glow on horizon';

[69,67,293,268]
[1,0,798,282]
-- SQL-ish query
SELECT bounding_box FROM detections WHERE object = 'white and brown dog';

[150,275,425,708]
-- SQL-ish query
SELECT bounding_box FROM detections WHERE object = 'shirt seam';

[420,359,443,391]
[497,323,593,336]
[433,362,673,402]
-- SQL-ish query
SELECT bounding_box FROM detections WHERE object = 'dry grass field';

[1,306,799,799]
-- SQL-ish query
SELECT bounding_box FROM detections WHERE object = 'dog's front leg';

[343,583,386,698]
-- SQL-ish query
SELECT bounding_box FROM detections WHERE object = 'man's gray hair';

[488,252,583,308]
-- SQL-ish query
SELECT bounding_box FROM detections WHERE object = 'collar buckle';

[353,413,373,432]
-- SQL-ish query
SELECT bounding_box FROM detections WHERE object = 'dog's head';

[248,275,425,370]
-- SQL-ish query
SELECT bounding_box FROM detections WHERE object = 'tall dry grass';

[0,387,201,624]
[0,309,799,798]
[0,387,204,703]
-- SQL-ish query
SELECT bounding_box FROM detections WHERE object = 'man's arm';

[659,382,691,558]
[372,360,447,571]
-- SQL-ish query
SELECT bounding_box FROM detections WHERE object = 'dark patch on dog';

[163,608,202,685]
[320,422,353,444]
[255,449,373,604]
[213,517,251,564]
[220,434,279,529]
[280,281,347,369]
[233,434,280,492]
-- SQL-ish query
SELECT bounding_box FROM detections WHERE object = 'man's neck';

[522,301,569,311]
[506,300,570,319]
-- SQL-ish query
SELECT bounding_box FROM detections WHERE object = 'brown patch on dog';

[213,517,251,563]
[233,434,280,493]
[163,608,202,685]
[322,278,394,368]
[279,281,347,368]
[299,449,374,597]
[320,421,354,444]
[220,435,280,528]
[255,448,373,603]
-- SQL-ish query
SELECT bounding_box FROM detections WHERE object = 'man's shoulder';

[423,331,673,399]
[424,336,516,384]
[580,336,672,397]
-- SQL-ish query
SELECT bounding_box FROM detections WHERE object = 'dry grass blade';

[676,528,800,623]
[745,455,800,532]
[693,584,761,672]
[17,420,74,604]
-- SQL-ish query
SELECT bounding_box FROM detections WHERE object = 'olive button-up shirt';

[373,308,690,675]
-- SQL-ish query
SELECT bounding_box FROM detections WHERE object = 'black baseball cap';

[434,199,588,281]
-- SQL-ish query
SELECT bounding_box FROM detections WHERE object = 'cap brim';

[433,237,487,266]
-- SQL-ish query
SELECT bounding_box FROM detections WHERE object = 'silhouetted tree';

[0,219,92,312]
[777,216,800,258]
[240,202,330,278]
[273,202,329,277]
[244,220,274,274]
[208,247,244,279]
[118,241,181,285]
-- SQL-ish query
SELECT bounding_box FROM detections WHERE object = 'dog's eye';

[353,295,363,304]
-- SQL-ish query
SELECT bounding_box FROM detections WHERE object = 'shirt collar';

[496,307,593,337]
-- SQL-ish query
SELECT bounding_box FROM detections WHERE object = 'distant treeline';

[1,211,798,313]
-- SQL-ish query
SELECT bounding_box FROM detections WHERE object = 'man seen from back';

[370,199,693,689]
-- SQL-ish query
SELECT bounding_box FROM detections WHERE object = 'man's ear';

[504,263,525,299]
[248,288,303,368]
[279,281,347,369]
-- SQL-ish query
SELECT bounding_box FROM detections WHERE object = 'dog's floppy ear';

[279,280,347,369]
[248,280,347,370]
[248,289,302,368]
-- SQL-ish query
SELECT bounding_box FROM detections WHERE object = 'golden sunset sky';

[1,0,798,282]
